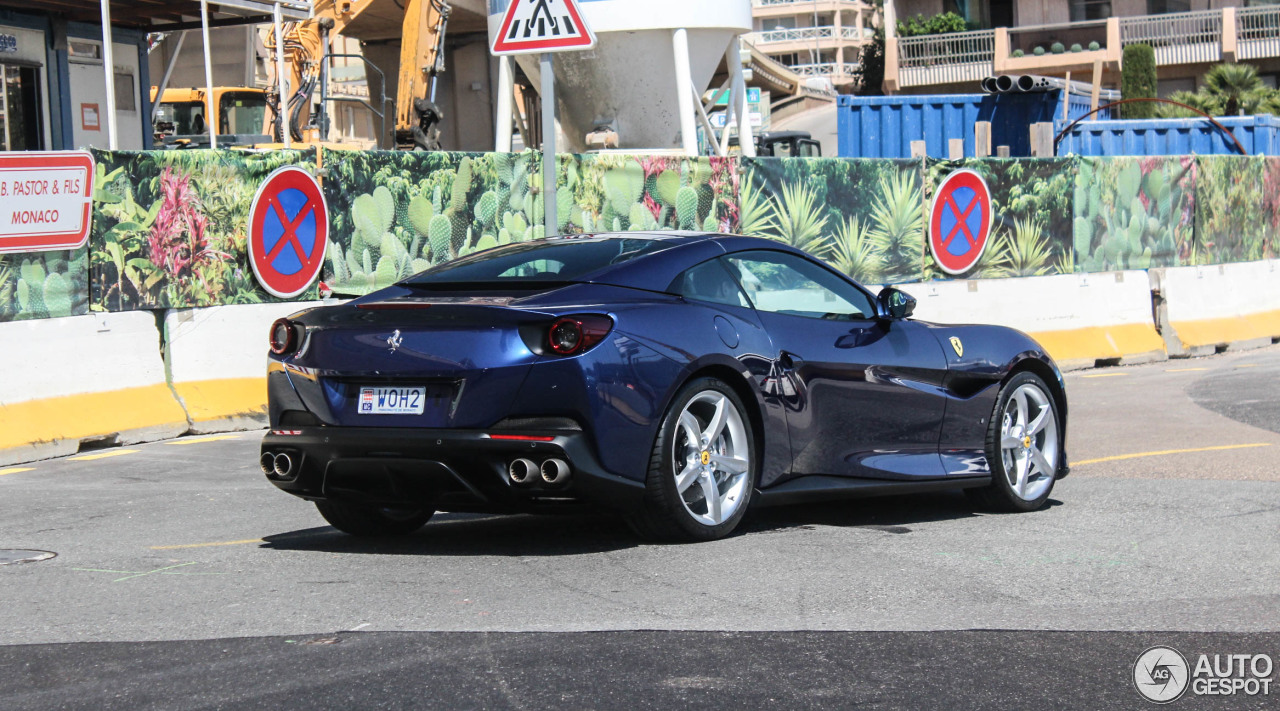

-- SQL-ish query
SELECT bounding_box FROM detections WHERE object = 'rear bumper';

[260,427,646,514]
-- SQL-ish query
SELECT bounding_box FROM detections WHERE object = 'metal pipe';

[200,0,217,149]
[151,31,187,124]
[99,0,118,149]
[728,39,755,157]
[273,2,291,148]
[260,452,276,475]
[495,55,514,152]
[672,29,698,156]
[273,453,293,478]
[541,52,557,236]
[691,84,723,157]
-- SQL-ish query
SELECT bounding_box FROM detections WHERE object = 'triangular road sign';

[491,0,597,56]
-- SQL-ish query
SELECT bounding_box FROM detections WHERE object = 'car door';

[722,250,950,481]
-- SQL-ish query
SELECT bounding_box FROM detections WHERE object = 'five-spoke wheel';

[630,377,755,541]
[968,371,1062,512]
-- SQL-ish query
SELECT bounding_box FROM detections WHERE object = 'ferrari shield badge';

[950,336,964,357]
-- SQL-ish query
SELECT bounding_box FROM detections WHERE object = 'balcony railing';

[897,29,995,86]
[1120,9,1222,65]
[889,6,1280,90]
[753,0,864,7]
[748,25,869,45]
[791,62,860,78]
[1238,5,1280,61]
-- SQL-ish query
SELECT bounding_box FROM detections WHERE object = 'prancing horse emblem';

[386,329,403,353]
[950,336,964,357]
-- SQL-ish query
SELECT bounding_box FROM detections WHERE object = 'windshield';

[404,237,668,287]
[219,92,266,134]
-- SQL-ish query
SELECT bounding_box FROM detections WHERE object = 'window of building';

[1070,0,1113,21]
[1,63,44,150]
[1147,0,1191,13]
[1157,77,1196,98]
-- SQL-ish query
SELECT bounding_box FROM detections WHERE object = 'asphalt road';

[3,345,1280,709]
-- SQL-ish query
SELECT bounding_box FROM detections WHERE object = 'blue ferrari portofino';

[261,233,1068,541]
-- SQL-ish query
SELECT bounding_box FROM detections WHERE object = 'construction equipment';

[260,0,451,149]
[151,87,271,148]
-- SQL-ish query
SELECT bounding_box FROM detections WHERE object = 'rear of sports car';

[260,238,689,520]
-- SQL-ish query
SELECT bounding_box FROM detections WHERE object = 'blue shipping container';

[837,91,1106,159]
[1055,114,1280,156]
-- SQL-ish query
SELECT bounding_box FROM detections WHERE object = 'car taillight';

[269,318,298,356]
[546,315,612,356]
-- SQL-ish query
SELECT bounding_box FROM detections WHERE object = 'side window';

[672,259,751,309]
[724,251,876,320]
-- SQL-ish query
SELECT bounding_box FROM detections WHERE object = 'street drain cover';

[0,550,56,565]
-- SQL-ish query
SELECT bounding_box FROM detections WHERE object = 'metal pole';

[495,55,514,152]
[672,28,698,156]
[728,39,755,157]
[541,53,557,237]
[199,0,217,149]
[319,23,330,141]
[151,31,187,124]
[274,3,291,148]
[99,0,118,149]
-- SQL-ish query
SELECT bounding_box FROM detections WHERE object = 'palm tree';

[1203,62,1263,116]
[1155,90,1221,119]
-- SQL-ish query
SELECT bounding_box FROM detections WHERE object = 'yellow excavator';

[153,0,450,150]
[262,0,451,150]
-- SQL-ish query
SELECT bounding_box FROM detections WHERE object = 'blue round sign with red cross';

[929,169,992,276]
[248,166,329,298]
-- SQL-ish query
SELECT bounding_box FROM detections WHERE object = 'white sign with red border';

[491,0,596,55]
[0,151,95,254]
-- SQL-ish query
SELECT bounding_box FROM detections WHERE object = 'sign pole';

[541,52,557,237]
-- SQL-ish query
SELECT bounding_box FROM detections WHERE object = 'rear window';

[404,237,667,286]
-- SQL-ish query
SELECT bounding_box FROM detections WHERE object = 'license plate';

[358,386,427,415]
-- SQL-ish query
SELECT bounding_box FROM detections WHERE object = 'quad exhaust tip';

[260,452,277,476]
[541,458,570,485]
[273,453,294,479]
[509,458,539,485]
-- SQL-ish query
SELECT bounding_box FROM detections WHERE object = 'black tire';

[315,501,434,536]
[628,377,756,542]
[967,371,1062,513]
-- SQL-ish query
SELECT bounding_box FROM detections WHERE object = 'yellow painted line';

[1074,443,1273,467]
[172,378,267,424]
[0,467,34,476]
[1080,372,1129,379]
[1236,364,1261,369]
[1030,323,1165,366]
[0,383,187,453]
[163,435,240,446]
[1169,309,1280,348]
[1166,367,1208,372]
[69,449,140,462]
[150,538,263,550]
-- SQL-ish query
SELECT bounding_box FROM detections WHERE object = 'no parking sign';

[929,169,993,276]
[248,166,328,298]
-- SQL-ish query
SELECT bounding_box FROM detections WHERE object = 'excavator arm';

[263,0,450,149]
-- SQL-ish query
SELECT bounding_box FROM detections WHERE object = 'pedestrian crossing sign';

[490,0,597,55]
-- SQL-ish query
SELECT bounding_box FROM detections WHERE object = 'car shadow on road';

[740,491,1063,536]
[259,511,642,557]
[258,491,1057,556]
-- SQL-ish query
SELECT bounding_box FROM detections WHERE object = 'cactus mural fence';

[923,158,1076,280]
[741,157,928,285]
[7,149,1278,323]
[85,148,316,313]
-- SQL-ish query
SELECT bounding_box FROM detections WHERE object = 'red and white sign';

[929,169,993,276]
[491,0,596,55]
[248,166,329,299]
[0,151,95,254]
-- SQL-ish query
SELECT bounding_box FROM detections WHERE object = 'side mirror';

[878,287,916,320]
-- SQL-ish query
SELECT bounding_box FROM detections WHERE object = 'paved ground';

[2,345,1279,708]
